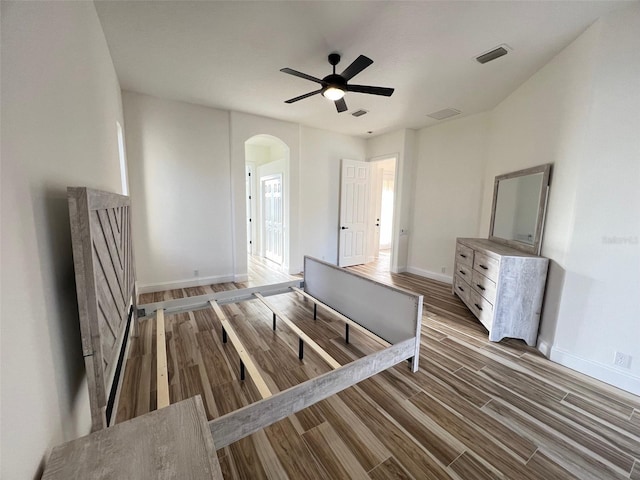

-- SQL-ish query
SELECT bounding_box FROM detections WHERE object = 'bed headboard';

[68,187,136,431]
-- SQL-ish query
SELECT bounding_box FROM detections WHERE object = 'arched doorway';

[244,135,291,271]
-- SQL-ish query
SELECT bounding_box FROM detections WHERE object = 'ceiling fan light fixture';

[323,86,345,101]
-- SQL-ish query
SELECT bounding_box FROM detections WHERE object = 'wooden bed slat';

[253,293,341,369]
[156,309,170,409]
[209,301,272,399]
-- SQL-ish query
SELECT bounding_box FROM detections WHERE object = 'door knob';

[341,226,348,230]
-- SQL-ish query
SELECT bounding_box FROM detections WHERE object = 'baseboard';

[550,346,640,396]
[137,274,235,294]
[234,274,249,283]
[537,340,552,358]
[405,266,453,285]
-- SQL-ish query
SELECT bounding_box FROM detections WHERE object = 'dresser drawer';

[453,274,471,304]
[468,289,494,331]
[455,262,472,282]
[455,243,474,267]
[473,252,500,282]
[471,269,497,305]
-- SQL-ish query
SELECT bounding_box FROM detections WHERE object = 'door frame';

[367,154,399,269]
[246,163,256,255]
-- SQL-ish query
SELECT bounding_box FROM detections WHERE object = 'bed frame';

[68,187,423,448]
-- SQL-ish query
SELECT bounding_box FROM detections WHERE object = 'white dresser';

[453,238,548,346]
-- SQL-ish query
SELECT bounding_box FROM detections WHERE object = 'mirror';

[489,164,551,255]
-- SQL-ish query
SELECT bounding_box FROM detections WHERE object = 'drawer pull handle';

[459,254,467,258]
[459,270,466,275]
[474,303,483,311]
[476,284,486,291]
[457,286,464,292]
[479,264,488,270]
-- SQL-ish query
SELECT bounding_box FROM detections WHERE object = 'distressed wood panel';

[68,187,136,431]
[43,396,223,479]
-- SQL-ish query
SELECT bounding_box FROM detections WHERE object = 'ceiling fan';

[280,53,394,113]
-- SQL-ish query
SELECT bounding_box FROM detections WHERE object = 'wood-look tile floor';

[119,255,640,479]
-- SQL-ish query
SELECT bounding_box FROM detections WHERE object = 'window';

[116,121,129,195]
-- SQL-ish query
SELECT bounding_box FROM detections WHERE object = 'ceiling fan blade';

[340,55,373,81]
[285,89,322,103]
[335,98,348,113]
[280,68,323,84]
[347,84,394,97]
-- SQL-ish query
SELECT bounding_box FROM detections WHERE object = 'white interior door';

[261,174,283,264]
[338,159,370,267]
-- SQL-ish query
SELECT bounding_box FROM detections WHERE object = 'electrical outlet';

[441,267,446,273]
[194,269,199,277]
[614,351,632,369]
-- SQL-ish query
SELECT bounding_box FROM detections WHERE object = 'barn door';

[338,159,370,267]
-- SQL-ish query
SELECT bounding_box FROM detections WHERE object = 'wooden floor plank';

[264,418,330,480]
[448,451,501,480]
[526,450,581,480]
[368,457,412,480]
[483,398,630,480]
[318,395,392,472]
[461,366,636,474]
[302,422,370,480]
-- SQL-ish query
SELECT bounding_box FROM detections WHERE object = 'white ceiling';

[95,1,630,138]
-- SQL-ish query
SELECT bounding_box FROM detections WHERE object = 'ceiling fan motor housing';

[322,73,347,92]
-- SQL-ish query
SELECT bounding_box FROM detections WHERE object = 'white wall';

[366,129,417,273]
[548,5,640,393]
[245,144,270,166]
[300,127,367,264]
[408,113,489,282]
[123,101,369,282]
[123,92,233,291]
[478,5,640,393]
[1,2,125,478]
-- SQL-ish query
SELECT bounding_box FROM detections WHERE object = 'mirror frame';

[488,163,552,256]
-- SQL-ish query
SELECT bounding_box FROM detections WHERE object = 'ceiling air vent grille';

[476,45,509,64]
[427,108,461,120]
[352,109,368,117]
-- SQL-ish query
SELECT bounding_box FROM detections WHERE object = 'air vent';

[352,109,368,117]
[476,45,510,64]
[427,108,461,120]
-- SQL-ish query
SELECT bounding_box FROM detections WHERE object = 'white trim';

[405,266,453,285]
[537,340,552,357]
[234,274,249,283]
[550,346,640,396]
[137,274,235,294]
